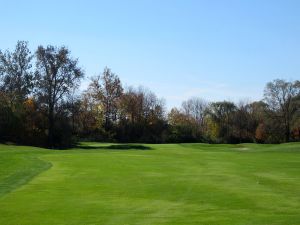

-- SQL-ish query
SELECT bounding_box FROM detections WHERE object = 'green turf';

[0,142,299,225]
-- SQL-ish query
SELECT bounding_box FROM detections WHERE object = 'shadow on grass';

[76,144,152,151]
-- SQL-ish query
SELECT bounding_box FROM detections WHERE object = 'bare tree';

[233,100,259,142]
[120,86,165,125]
[118,86,166,142]
[89,67,123,130]
[264,79,300,142]
[182,97,208,131]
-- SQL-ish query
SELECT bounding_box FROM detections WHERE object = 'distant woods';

[0,41,299,147]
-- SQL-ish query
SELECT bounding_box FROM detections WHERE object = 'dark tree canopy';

[35,45,84,147]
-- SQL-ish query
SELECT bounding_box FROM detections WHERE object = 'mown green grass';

[0,142,299,225]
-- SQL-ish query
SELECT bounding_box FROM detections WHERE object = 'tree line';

[0,41,299,148]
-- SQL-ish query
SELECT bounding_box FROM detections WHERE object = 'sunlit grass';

[0,142,299,225]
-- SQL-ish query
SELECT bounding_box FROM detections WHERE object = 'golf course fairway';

[0,142,299,225]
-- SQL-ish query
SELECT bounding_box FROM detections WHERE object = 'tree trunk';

[285,111,290,142]
[48,103,54,148]
[285,122,290,142]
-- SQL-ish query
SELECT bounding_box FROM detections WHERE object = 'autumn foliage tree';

[88,67,123,134]
[1,41,299,147]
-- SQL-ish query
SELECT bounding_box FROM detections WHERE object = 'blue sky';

[0,0,299,108]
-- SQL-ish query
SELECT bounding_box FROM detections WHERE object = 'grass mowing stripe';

[0,150,52,198]
[0,143,299,225]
